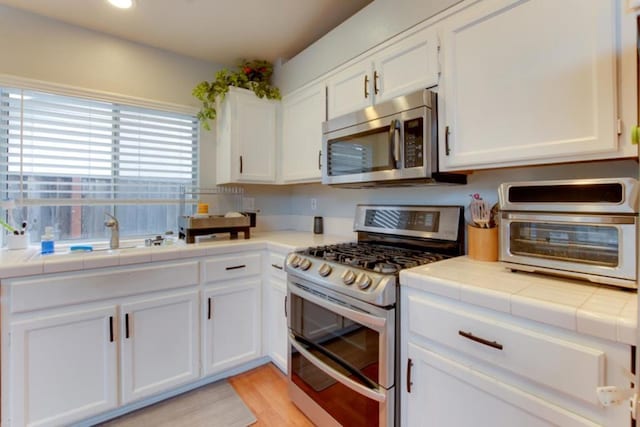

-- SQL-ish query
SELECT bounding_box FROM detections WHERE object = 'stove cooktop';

[298,242,449,275]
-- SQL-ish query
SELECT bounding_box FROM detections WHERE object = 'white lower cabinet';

[10,306,118,427]
[120,291,200,404]
[202,278,261,375]
[402,289,632,427]
[406,344,597,427]
[266,276,287,372]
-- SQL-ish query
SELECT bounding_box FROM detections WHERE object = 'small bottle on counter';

[41,226,55,254]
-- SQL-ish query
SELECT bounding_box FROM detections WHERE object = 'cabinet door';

[234,89,278,183]
[10,306,118,427]
[120,290,199,404]
[281,83,326,183]
[216,87,277,184]
[202,278,261,375]
[265,277,288,373]
[374,27,439,103]
[326,61,372,119]
[439,0,618,170]
[405,343,597,427]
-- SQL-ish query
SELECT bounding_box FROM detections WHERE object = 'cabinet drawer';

[9,261,199,313]
[268,253,286,280]
[407,293,605,405]
[203,253,261,283]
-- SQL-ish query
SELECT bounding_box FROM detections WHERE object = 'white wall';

[0,4,222,108]
[284,159,639,235]
[275,0,462,93]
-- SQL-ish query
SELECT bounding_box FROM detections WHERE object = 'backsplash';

[241,158,639,236]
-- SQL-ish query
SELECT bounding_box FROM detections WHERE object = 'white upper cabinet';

[326,26,440,119]
[216,87,278,184]
[281,82,326,183]
[439,0,621,170]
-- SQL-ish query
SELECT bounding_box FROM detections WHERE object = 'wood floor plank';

[229,363,315,427]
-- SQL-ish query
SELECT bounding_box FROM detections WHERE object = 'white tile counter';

[401,256,637,345]
[0,231,352,279]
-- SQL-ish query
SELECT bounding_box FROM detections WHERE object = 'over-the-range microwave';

[321,89,467,187]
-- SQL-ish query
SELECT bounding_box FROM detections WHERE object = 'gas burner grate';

[299,242,448,274]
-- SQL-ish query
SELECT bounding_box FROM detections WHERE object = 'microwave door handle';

[388,119,401,168]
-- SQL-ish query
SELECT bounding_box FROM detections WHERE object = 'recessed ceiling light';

[108,0,134,9]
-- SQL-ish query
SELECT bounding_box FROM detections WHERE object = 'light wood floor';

[229,363,315,427]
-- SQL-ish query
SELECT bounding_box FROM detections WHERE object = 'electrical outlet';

[311,198,317,210]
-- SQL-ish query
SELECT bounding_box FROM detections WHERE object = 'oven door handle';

[288,283,387,332]
[289,335,388,403]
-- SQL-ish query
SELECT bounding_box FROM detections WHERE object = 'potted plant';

[192,59,281,130]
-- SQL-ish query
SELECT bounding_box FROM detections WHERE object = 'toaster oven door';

[500,212,637,287]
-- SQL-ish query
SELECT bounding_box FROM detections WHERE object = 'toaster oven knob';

[318,263,332,277]
[355,273,372,290]
[341,269,356,286]
[299,258,312,271]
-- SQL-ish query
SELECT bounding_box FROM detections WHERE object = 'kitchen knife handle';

[125,313,130,339]
[364,75,369,98]
[239,156,243,174]
[407,358,413,393]
[445,126,451,156]
[109,316,114,342]
[373,71,379,95]
[207,297,212,320]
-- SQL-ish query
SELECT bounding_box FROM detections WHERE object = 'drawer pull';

[458,330,503,350]
[271,263,283,270]
[225,264,246,271]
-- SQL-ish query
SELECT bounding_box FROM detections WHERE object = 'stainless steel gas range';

[285,204,465,427]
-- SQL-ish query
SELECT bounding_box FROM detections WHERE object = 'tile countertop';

[0,231,352,280]
[400,256,637,346]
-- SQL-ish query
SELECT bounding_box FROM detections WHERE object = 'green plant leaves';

[193,60,281,130]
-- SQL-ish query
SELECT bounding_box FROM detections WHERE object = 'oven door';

[500,212,637,287]
[287,278,395,427]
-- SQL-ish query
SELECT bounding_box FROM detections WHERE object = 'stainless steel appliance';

[285,204,465,427]
[321,89,467,187]
[499,178,639,289]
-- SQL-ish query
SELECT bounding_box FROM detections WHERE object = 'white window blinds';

[0,88,199,206]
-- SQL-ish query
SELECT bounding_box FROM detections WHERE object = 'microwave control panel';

[404,118,424,168]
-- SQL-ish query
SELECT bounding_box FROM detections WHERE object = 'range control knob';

[355,273,373,290]
[299,258,312,271]
[341,269,356,286]
[289,255,301,268]
[318,263,333,277]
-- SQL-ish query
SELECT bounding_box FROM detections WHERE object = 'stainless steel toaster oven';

[498,178,639,289]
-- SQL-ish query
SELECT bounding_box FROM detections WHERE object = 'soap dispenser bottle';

[41,226,55,254]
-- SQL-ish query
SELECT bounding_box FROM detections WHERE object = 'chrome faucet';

[104,213,119,249]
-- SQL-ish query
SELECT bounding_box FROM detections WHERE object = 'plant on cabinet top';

[193,59,281,130]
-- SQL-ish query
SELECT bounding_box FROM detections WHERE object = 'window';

[0,87,199,243]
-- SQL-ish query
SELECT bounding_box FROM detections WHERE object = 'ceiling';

[0,0,373,65]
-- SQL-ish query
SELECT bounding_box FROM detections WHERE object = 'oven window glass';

[509,222,619,266]
[289,290,382,427]
[290,349,381,427]
[327,126,393,176]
